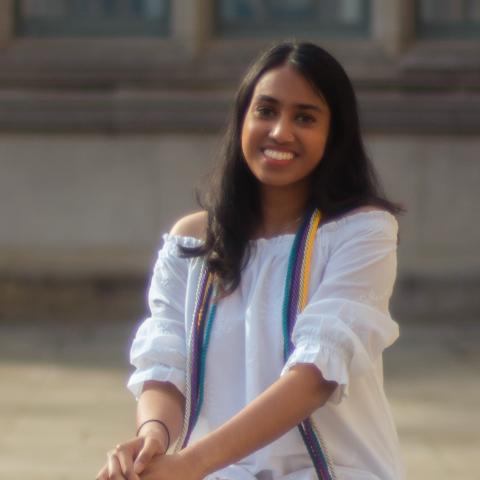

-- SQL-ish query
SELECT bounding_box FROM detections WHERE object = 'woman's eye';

[297,113,315,124]
[254,106,275,118]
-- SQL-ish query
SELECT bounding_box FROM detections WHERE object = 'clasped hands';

[96,432,203,480]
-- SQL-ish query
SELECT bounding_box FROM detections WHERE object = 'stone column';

[171,0,214,57]
[372,0,415,56]
[0,0,13,49]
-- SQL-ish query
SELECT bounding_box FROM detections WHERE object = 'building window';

[14,0,171,37]
[215,0,370,38]
[416,0,480,38]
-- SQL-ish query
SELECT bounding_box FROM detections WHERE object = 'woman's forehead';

[252,65,327,107]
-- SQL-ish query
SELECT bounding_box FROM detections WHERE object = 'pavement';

[0,317,479,480]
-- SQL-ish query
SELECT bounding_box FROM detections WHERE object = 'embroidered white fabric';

[127,211,405,480]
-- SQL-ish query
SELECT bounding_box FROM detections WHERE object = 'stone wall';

[1,133,478,322]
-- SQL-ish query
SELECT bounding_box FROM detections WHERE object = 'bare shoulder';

[170,210,208,240]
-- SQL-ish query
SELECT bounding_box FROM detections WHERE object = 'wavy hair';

[181,41,404,295]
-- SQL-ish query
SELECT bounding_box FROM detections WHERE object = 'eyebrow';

[254,94,324,112]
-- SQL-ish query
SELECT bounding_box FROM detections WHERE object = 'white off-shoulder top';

[127,210,405,480]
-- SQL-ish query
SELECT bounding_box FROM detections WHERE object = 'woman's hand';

[139,451,204,480]
[96,431,168,480]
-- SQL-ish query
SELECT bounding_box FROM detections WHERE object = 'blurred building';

[0,0,479,322]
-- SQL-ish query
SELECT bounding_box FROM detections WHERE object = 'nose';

[269,115,294,143]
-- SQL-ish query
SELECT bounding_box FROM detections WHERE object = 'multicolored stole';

[177,207,336,480]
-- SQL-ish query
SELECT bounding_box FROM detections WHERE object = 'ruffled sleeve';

[127,234,197,399]
[281,213,400,404]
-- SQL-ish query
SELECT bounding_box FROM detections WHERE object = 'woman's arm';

[191,364,336,476]
[136,380,185,456]
[141,364,336,480]
[99,213,205,480]
[97,380,185,480]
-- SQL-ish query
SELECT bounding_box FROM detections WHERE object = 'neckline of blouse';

[163,210,396,248]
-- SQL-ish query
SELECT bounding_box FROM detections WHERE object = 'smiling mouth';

[263,148,295,161]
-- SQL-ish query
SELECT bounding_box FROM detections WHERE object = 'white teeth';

[264,149,294,161]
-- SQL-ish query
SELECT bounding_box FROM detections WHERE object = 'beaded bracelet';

[136,419,170,453]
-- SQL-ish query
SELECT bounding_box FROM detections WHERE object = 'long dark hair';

[182,41,404,295]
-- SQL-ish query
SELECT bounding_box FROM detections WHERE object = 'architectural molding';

[0,88,479,135]
[0,1,479,134]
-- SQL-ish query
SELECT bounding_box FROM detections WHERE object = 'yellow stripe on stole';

[299,210,321,311]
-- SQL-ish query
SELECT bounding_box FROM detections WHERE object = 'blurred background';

[0,1,479,479]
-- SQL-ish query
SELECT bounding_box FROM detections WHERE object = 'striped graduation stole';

[178,208,336,480]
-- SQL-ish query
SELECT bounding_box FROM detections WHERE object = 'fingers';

[114,444,140,480]
[107,449,125,479]
[133,436,163,475]
[95,448,133,480]
[95,463,109,480]
[98,435,163,480]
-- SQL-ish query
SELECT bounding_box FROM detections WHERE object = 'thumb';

[133,437,162,474]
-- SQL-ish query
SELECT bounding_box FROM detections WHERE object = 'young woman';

[98,41,405,480]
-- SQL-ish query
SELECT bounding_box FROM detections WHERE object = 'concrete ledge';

[0,276,148,324]
[1,275,479,324]
[0,89,479,134]
[392,275,480,323]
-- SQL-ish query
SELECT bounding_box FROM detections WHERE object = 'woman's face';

[241,64,331,191]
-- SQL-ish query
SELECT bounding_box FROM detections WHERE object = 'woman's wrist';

[137,421,170,454]
[178,443,212,479]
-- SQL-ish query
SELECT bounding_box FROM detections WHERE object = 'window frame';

[213,0,372,39]
[415,0,480,40]
[14,0,172,38]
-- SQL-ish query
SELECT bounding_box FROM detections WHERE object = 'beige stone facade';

[0,0,479,321]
